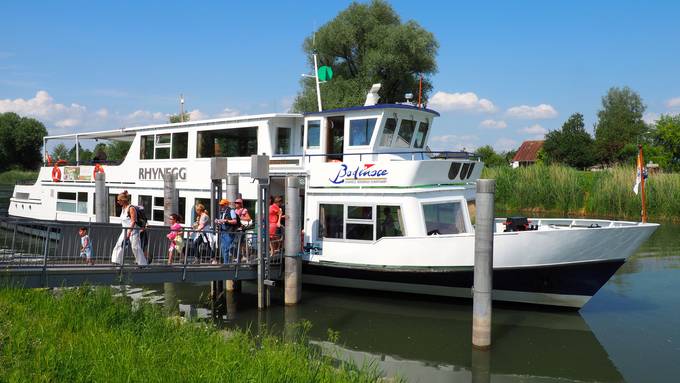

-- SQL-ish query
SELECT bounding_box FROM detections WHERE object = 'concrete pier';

[94,172,108,223]
[472,179,495,349]
[284,176,302,305]
[163,173,178,225]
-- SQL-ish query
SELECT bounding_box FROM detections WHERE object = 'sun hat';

[219,198,230,205]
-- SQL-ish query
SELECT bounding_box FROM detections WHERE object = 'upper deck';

[34,103,479,188]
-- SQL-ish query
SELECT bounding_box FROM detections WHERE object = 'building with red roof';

[511,140,544,168]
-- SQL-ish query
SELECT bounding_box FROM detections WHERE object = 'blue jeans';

[220,232,234,263]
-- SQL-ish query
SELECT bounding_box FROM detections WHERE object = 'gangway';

[0,218,282,289]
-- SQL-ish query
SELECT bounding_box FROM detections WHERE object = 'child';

[166,214,184,264]
[79,226,94,265]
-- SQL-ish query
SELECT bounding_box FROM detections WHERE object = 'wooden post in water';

[225,174,241,292]
[210,159,228,300]
[284,176,302,305]
[472,179,495,349]
[94,172,108,223]
[163,173,178,225]
[251,155,270,310]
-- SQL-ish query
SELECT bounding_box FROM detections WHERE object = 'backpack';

[130,205,148,228]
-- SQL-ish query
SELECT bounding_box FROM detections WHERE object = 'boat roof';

[303,103,440,117]
[45,112,301,140]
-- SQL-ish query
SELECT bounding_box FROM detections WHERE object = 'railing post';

[251,154,269,310]
[473,179,495,349]
[284,176,302,305]
[41,225,51,288]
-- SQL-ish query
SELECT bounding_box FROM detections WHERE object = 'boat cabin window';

[197,127,258,158]
[306,120,321,148]
[140,194,186,223]
[140,132,189,160]
[379,118,397,147]
[413,122,428,149]
[377,205,404,239]
[56,192,88,214]
[346,205,374,240]
[395,119,416,148]
[93,193,123,217]
[423,202,467,235]
[319,203,343,239]
[276,127,291,154]
[349,118,377,146]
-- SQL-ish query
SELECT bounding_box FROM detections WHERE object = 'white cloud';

[55,118,80,128]
[188,109,208,121]
[666,97,680,109]
[428,91,497,113]
[520,124,547,135]
[429,134,479,151]
[0,90,87,129]
[506,104,558,119]
[218,108,240,118]
[479,119,507,129]
[95,108,109,118]
[494,138,518,152]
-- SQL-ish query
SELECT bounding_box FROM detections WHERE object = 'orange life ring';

[51,165,61,182]
[93,163,105,179]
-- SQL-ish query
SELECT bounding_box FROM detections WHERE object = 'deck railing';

[0,217,283,269]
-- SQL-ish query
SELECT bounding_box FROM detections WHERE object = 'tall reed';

[482,164,680,221]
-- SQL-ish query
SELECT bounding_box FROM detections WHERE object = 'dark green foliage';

[476,145,508,167]
[0,287,383,383]
[594,87,647,164]
[105,140,132,161]
[292,0,438,112]
[543,113,596,169]
[0,112,48,171]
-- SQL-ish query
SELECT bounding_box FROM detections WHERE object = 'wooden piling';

[94,172,108,223]
[284,176,302,305]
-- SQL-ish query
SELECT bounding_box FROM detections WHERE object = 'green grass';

[0,169,38,185]
[483,164,680,222]
[0,287,382,383]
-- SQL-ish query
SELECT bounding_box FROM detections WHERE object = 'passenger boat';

[9,86,658,308]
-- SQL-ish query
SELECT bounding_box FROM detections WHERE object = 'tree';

[652,114,680,169]
[51,143,69,160]
[292,0,439,112]
[0,112,48,171]
[594,87,647,164]
[475,145,507,167]
[543,113,595,168]
[106,140,132,161]
[169,113,190,123]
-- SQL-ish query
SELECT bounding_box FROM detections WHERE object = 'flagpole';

[639,144,647,223]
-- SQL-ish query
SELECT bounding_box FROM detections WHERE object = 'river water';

[130,223,680,382]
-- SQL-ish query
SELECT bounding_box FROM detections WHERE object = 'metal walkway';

[0,218,282,288]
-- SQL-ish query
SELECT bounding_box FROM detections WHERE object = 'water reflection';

[135,223,680,382]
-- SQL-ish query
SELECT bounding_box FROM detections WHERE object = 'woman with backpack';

[111,191,148,266]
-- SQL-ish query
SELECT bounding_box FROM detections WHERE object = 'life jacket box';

[504,217,529,232]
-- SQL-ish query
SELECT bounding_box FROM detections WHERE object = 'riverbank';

[483,165,680,222]
[0,287,382,382]
[0,169,38,185]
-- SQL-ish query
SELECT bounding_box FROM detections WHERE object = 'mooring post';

[95,172,108,223]
[225,174,241,292]
[472,179,495,349]
[284,176,302,305]
[210,158,228,300]
[163,173,178,225]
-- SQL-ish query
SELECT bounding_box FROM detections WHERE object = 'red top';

[268,203,281,237]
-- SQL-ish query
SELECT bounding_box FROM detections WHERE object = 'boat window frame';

[140,132,189,160]
[378,116,398,147]
[345,204,375,241]
[394,118,417,148]
[413,119,429,149]
[306,119,321,149]
[195,126,259,158]
[56,191,88,214]
[275,127,292,154]
[316,202,407,243]
[421,199,469,235]
[347,116,379,147]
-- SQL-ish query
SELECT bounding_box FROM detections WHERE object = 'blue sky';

[1,0,679,152]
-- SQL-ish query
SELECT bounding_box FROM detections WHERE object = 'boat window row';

[378,118,429,149]
[140,132,188,160]
[319,204,404,241]
[422,202,467,235]
[197,127,258,158]
[56,192,88,214]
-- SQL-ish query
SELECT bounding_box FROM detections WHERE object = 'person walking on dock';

[216,199,238,263]
[111,191,148,266]
[78,226,94,265]
[166,213,184,264]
